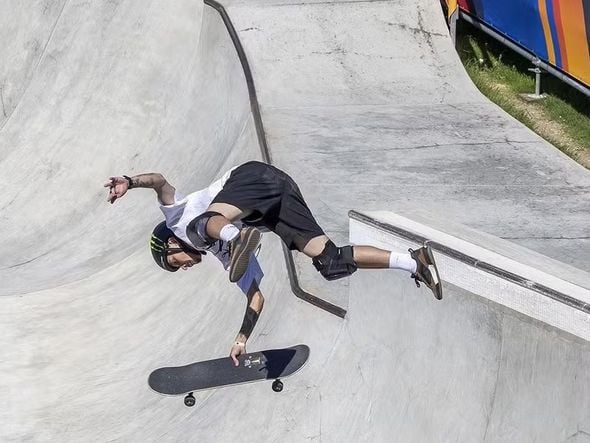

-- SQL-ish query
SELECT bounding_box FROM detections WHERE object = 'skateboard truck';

[182,379,284,407]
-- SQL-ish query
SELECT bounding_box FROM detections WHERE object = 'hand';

[230,341,246,366]
[104,176,129,204]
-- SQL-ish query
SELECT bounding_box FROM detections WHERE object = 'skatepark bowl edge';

[1,0,590,442]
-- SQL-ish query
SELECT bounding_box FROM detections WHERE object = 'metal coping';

[349,210,590,315]
[204,0,347,319]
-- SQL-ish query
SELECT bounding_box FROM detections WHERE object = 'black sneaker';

[409,245,443,300]
[228,227,261,282]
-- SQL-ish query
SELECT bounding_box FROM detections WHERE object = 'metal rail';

[349,210,590,315]
[204,0,347,319]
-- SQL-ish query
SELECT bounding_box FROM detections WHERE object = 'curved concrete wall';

[0,2,258,295]
[2,0,589,441]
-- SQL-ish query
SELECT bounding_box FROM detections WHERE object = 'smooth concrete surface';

[1,0,590,442]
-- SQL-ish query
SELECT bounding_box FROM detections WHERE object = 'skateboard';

[148,344,310,407]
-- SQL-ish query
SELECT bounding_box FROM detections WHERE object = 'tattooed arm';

[104,173,176,205]
[230,283,264,366]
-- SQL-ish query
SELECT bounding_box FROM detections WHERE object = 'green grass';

[456,22,590,167]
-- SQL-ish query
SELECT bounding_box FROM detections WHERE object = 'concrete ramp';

[1,1,590,441]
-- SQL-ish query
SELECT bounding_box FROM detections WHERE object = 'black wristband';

[123,175,133,189]
[239,307,260,339]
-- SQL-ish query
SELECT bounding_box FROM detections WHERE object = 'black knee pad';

[186,211,223,249]
[312,240,358,281]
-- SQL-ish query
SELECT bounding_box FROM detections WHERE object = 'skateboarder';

[105,161,441,362]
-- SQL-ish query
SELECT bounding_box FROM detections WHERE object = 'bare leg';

[299,235,441,299]
[352,245,390,268]
[205,203,252,238]
[301,235,331,257]
[301,235,391,269]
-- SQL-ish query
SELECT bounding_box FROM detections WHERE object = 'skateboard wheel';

[272,379,283,392]
[184,393,196,407]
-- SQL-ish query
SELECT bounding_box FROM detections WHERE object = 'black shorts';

[211,161,325,250]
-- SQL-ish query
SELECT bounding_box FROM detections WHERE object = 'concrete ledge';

[349,210,590,342]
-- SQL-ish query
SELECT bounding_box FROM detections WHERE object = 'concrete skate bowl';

[1,1,590,442]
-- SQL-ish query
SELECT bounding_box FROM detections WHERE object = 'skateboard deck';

[148,344,310,406]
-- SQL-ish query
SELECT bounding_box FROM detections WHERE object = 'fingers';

[104,178,127,204]
[104,178,116,203]
[230,348,240,366]
[230,343,246,366]
[106,186,117,204]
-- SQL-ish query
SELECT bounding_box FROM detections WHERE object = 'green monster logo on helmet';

[150,221,180,272]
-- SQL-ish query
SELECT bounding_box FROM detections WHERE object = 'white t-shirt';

[159,167,236,250]
[158,166,264,294]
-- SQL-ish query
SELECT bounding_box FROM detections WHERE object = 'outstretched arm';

[230,284,264,366]
[104,173,176,205]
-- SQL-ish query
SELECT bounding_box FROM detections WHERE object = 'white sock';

[389,252,417,274]
[219,224,240,242]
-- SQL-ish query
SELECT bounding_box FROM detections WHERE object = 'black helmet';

[150,221,180,272]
